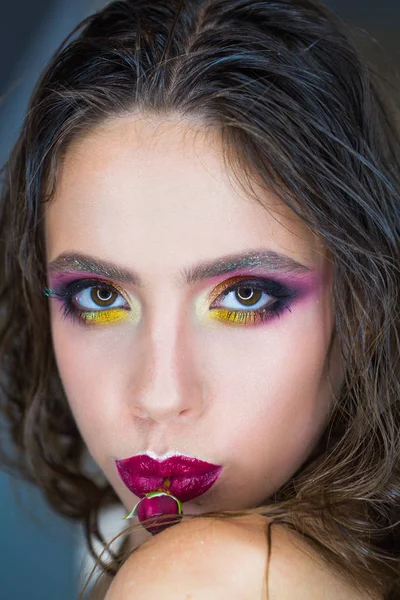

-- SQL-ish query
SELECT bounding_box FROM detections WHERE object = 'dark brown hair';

[0,0,399,598]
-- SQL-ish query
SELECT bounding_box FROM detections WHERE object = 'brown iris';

[90,286,118,307]
[236,287,262,306]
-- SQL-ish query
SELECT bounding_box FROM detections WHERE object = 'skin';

[44,114,345,550]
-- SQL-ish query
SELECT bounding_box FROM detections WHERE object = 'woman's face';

[44,115,343,529]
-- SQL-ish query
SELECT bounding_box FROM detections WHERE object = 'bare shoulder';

[105,515,265,599]
[105,514,379,600]
[266,520,381,600]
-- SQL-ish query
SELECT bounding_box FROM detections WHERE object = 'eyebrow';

[47,249,312,287]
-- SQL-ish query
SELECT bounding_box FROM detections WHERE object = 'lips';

[116,454,223,503]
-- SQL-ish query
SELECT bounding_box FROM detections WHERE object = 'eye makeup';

[206,275,296,326]
[200,270,320,327]
[44,275,135,327]
[45,268,322,329]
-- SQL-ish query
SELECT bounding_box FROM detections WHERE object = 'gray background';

[0,1,398,598]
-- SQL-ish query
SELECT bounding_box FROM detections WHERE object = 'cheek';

[199,294,339,478]
[49,304,124,450]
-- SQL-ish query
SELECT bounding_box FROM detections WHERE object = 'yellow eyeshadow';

[208,308,253,326]
[83,309,131,325]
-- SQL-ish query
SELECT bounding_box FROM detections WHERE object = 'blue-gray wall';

[0,1,398,599]
[0,471,77,598]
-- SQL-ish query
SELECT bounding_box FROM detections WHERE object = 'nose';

[128,306,207,424]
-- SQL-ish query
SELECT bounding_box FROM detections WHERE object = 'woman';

[0,0,399,598]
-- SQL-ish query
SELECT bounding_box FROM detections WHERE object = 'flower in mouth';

[124,477,183,535]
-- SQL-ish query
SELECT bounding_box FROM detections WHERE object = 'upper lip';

[118,454,220,476]
[115,454,223,502]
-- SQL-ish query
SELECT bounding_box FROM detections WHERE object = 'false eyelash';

[215,277,293,303]
[60,298,89,324]
[44,279,116,299]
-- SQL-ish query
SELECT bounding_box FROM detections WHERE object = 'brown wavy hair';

[0,0,399,598]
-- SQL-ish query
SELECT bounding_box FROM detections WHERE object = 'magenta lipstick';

[116,454,223,535]
[116,454,223,503]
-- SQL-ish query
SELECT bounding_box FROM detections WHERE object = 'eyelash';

[44,277,295,327]
[210,277,294,325]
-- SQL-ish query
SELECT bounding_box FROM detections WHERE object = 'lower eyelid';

[208,306,277,326]
[82,308,131,325]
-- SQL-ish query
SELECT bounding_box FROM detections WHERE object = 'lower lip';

[119,469,223,503]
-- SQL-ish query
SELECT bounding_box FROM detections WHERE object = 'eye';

[210,277,290,311]
[44,279,132,326]
[208,276,296,326]
[73,283,127,311]
[217,284,273,311]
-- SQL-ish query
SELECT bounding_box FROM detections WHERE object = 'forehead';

[45,115,326,274]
